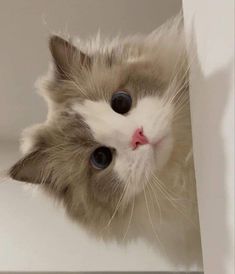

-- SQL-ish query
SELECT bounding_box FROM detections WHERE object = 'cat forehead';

[88,60,166,98]
[64,62,165,109]
[42,56,166,109]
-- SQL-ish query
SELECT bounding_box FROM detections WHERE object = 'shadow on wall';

[189,27,233,274]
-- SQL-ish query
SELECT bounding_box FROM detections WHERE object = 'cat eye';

[90,146,112,170]
[111,91,132,114]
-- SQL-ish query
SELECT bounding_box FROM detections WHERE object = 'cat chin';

[120,135,174,204]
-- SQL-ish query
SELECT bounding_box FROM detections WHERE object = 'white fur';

[72,95,174,201]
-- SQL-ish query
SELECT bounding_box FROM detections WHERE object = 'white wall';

[183,1,234,274]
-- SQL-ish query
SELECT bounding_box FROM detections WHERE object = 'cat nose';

[131,127,149,150]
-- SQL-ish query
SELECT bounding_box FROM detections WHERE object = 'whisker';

[151,173,197,228]
[122,195,135,240]
[143,186,167,256]
[105,177,130,228]
[163,47,197,107]
[174,94,190,117]
[145,174,162,225]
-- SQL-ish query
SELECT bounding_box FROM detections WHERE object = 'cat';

[8,15,202,267]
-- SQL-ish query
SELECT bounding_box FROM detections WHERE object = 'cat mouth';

[132,134,168,152]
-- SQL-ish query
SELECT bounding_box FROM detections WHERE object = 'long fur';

[8,14,202,268]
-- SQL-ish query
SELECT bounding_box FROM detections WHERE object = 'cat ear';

[49,35,90,79]
[9,150,49,184]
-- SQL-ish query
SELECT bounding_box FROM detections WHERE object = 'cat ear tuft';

[9,150,49,184]
[49,35,90,79]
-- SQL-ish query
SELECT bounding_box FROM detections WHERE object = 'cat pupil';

[111,91,132,114]
[96,151,106,163]
[90,147,112,169]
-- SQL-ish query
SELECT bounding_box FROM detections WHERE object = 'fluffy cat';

[9,15,202,267]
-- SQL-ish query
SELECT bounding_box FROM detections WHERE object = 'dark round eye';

[90,146,112,170]
[111,91,132,114]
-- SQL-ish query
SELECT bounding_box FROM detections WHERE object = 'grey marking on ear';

[9,150,49,184]
[49,35,91,79]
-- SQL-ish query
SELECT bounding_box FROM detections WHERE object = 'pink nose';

[131,127,149,150]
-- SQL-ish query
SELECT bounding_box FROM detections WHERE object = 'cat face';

[9,31,186,227]
[72,91,174,202]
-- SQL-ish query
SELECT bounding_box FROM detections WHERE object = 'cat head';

[9,18,188,229]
